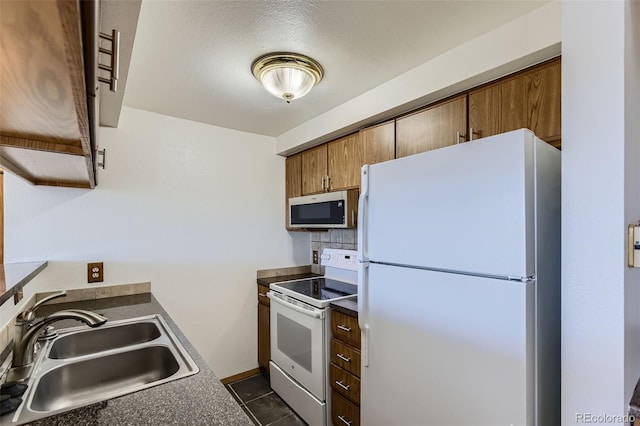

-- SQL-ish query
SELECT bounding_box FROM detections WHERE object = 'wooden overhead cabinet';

[0,0,139,188]
[0,0,96,188]
[525,59,561,147]
[395,94,468,158]
[360,121,395,166]
[301,145,328,195]
[469,58,561,147]
[468,75,526,140]
[285,153,302,229]
[327,133,362,191]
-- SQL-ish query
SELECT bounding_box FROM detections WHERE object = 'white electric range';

[268,249,358,426]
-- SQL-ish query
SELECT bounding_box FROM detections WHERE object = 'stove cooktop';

[270,277,357,308]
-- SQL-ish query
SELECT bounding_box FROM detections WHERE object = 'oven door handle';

[267,292,324,319]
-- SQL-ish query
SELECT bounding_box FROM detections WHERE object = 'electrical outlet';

[312,250,319,264]
[88,262,104,283]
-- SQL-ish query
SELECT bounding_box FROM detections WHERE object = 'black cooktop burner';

[274,278,357,301]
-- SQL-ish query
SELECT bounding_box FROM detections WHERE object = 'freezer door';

[360,263,535,426]
[366,129,536,278]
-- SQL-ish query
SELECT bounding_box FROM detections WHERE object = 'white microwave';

[288,189,358,229]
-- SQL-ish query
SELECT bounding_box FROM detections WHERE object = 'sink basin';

[5,315,199,425]
[48,321,161,359]
[31,346,179,412]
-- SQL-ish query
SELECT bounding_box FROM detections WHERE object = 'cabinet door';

[395,94,468,158]
[327,133,362,191]
[468,74,525,140]
[257,301,270,375]
[285,154,302,229]
[360,121,395,166]
[525,59,561,147]
[301,144,328,195]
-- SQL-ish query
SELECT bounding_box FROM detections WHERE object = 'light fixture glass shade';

[252,53,323,103]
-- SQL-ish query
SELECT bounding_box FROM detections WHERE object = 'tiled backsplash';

[310,229,358,275]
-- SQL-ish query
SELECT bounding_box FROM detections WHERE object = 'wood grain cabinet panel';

[327,133,362,191]
[257,288,270,376]
[525,59,561,146]
[0,0,95,188]
[396,94,468,158]
[285,153,302,229]
[331,338,361,377]
[332,311,361,348]
[360,121,395,166]
[330,363,361,405]
[332,391,361,426]
[468,74,525,140]
[301,145,328,195]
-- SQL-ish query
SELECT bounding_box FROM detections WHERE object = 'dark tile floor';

[226,374,308,426]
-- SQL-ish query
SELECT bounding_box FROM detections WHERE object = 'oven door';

[268,291,326,400]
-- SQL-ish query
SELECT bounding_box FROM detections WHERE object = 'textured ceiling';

[124,0,549,137]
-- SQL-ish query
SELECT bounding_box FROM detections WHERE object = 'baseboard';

[220,367,262,385]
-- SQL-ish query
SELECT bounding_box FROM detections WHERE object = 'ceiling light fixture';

[251,52,324,103]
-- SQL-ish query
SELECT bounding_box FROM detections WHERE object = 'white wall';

[276,1,561,155]
[5,107,310,378]
[562,1,640,422]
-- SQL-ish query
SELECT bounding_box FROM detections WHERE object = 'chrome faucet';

[8,291,107,382]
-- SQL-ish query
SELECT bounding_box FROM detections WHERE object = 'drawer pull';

[338,415,352,425]
[337,325,352,332]
[335,380,350,391]
[336,353,351,363]
[258,293,268,297]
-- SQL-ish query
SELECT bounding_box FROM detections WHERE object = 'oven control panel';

[320,248,358,271]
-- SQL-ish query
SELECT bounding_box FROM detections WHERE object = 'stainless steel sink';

[5,315,199,425]
[48,321,161,359]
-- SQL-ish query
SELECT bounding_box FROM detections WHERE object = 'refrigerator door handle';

[358,165,370,263]
[358,260,370,367]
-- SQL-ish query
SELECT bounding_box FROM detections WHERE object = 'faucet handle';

[17,291,68,322]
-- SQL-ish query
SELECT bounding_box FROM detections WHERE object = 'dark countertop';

[257,273,321,286]
[0,262,48,307]
[331,298,358,318]
[18,293,252,426]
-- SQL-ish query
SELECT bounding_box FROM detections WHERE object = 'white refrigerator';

[357,129,560,426]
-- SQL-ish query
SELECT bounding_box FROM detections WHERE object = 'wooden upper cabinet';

[395,94,468,158]
[468,74,526,140]
[360,121,395,166]
[285,154,302,199]
[285,154,302,229]
[301,145,328,195]
[525,59,561,147]
[327,133,362,191]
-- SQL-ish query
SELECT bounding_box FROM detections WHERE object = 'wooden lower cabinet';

[331,310,361,425]
[332,391,361,426]
[257,284,270,376]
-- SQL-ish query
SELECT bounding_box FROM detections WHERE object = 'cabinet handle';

[327,175,330,191]
[470,127,477,141]
[321,176,325,191]
[258,293,267,297]
[337,325,352,332]
[337,353,351,363]
[338,415,353,425]
[335,380,350,391]
[456,131,461,144]
[98,29,120,92]
[351,210,355,226]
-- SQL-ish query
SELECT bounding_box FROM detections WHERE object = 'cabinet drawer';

[332,391,360,426]
[258,284,270,306]
[331,338,361,377]
[330,364,360,405]
[332,311,361,347]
